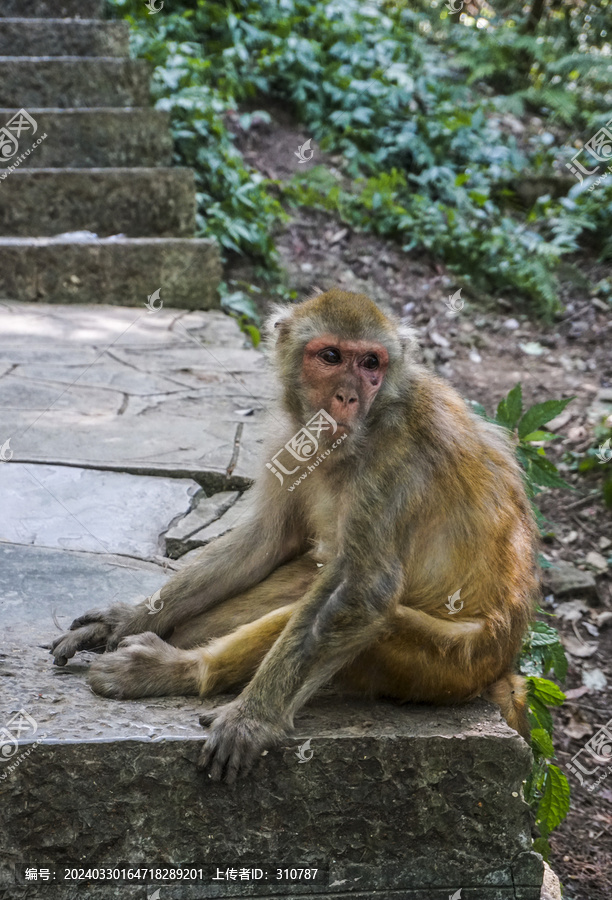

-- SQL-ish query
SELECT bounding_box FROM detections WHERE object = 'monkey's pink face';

[301,334,389,430]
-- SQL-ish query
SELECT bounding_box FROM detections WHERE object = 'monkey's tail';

[482,672,530,741]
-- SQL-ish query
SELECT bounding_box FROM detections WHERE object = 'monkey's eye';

[361,354,379,370]
[319,348,342,365]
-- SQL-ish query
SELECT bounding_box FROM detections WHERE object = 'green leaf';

[527,459,572,491]
[550,644,568,682]
[537,765,570,836]
[531,727,555,758]
[528,695,553,734]
[528,676,565,706]
[518,398,574,440]
[521,431,559,442]
[532,836,550,861]
[496,383,523,430]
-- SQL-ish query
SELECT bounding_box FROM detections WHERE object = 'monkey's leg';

[168,555,320,647]
[86,557,320,700]
[87,605,295,700]
[336,606,528,737]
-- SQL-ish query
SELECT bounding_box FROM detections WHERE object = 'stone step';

[0,541,544,899]
[0,58,150,108]
[0,108,173,167]
[0,0,103,17]
[0,169,197,237]
[0,237,221,309]
[0,19,129,56]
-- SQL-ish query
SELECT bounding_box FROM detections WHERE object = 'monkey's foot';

[197,700,287,783]
[88,633,201,699]
[49,601,142,665]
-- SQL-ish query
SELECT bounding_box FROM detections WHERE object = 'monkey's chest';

[304,481,345,564]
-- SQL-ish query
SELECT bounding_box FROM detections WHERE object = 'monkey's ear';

[265,304,293,341]
[397,323,418,356]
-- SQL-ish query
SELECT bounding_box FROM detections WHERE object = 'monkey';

[50,289,538,783]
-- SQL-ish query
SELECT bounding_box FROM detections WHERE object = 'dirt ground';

[226,106,612,900]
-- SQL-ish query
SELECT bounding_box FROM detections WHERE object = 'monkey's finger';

[198,708,222,728]
[50,624,109,665]
[69,608,108,630]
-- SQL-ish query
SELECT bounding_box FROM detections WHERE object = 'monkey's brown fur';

[51,290,538,781]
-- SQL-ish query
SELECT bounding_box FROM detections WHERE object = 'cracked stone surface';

[0,302,274,486]
[0,463,200,557]
[164,490,240,558]
[0,302,544,899]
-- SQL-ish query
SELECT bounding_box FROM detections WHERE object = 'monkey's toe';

[87,635,192,699]
[88,645,158,699]
[50,623,110,666]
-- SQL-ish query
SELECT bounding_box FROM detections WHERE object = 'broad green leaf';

[537,765,570,835]
[496,383,523,430]
[549,644,568,683]
[518,398,574,440]
[528,695,553,734]
[528,676,565,706]
[532,836,550,861]
[521,431,559,442]
[531,727,555,758]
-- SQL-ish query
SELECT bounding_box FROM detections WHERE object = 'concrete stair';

[0,18,130,56]
[0,109,173,167]
[0,4,221,308]
[0,0,104,18]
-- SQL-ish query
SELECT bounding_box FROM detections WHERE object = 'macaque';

[50,289,538,782]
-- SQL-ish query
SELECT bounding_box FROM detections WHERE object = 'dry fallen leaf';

[555,599,589,623]
[561,634,598,658]
[565,711,593,741]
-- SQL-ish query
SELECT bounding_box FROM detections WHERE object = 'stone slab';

[0,236,221,308]
[0,463,200,557]
[164,490,240,558]
[0,108,172,167]
[0,20,129,57]
[0,543,541,899]
[0,169,196,238]
[0,303,270,485]
[182,493,251,551]
[0,0,103,16]
[0,58,150,108]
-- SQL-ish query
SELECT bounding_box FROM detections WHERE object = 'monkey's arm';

[198,536,403,781]
[50,483,306,665]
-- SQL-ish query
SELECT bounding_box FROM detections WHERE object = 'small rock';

[430,331,450,348]
[468,350,482,364]
[541,862,562,900]
[581,667,608,691]
[520,341,545,356]
[595,610,612,629]
[585,551,608,574]
[542,560,600,605]
[502,318,520,330]
[598,537,611,551]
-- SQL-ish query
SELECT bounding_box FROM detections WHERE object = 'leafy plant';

[107,0,612,315]
[474,384,573,856]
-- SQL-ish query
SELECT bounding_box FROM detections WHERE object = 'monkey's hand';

[198,700,287,783]
[49,602,148,666]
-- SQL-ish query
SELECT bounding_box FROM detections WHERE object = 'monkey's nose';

[335,391,358,406]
